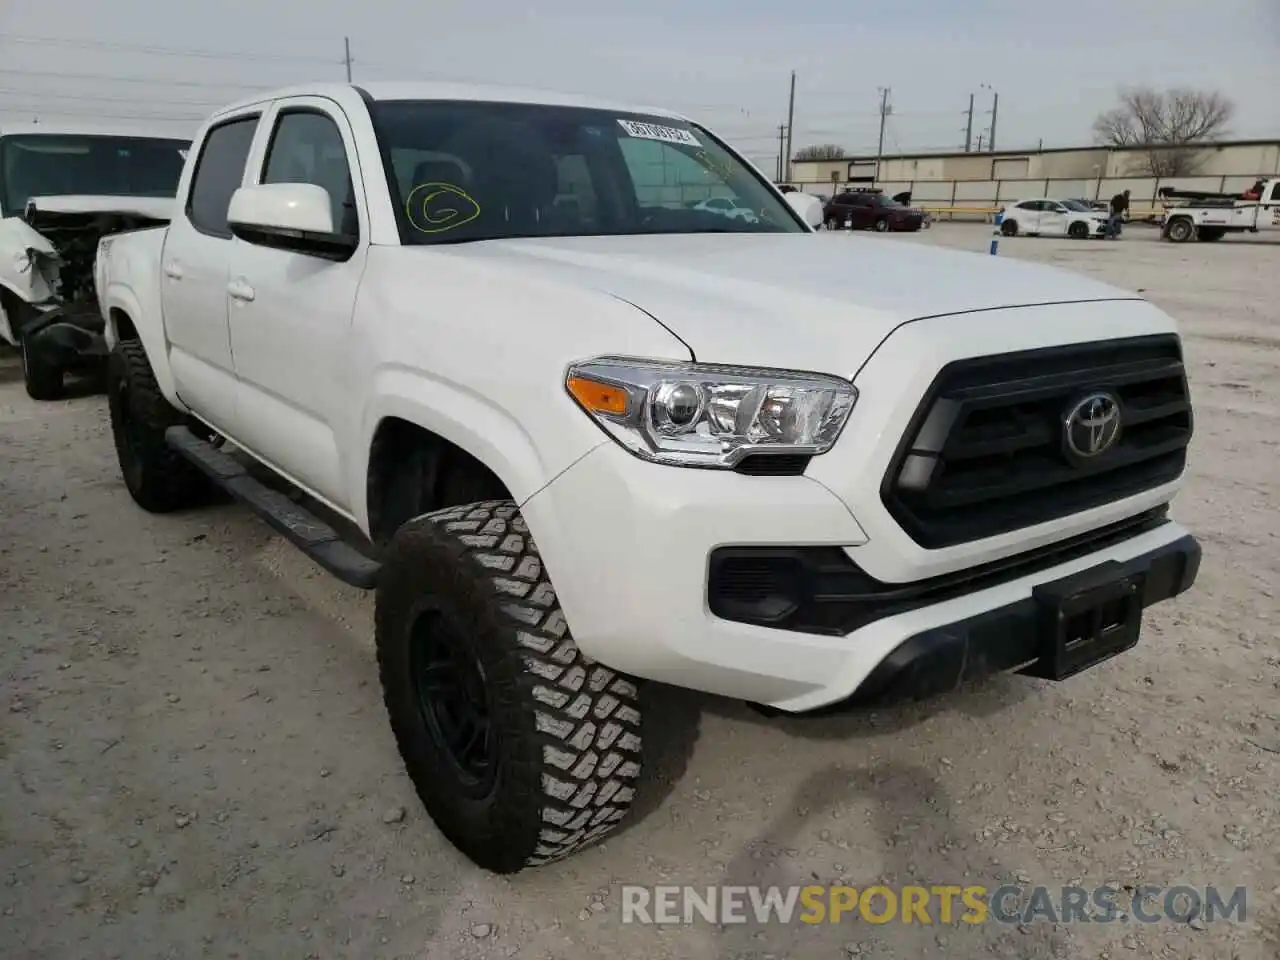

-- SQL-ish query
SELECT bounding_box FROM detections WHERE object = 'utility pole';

[988,91,999,152]
[976,133,985,152]
[963,93,974,152]
[875,87,891,181]
[784,71,796,183]
[343,36,353,82]
[777,124,787,181]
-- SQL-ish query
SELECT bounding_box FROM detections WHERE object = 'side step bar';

[165,426,381,590]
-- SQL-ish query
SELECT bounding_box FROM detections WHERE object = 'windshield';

[1061,199,1095,212]
[369,100,805,243]
[0,134,190,216]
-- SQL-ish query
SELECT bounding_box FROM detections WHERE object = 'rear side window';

[187,115,259,237]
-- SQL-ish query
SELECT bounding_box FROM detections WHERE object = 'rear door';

[160,111,261,429]
[1022,200,1048,233]
[1039,201,1068,235]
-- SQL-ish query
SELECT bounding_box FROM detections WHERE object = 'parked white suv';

[95,82,1201,874]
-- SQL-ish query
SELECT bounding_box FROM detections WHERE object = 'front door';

[160,113,261,430]
[225,99,368,510]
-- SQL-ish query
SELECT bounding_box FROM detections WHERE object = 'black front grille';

[882,335,1192,548]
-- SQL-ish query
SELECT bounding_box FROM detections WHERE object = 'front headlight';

[565,357,857,468]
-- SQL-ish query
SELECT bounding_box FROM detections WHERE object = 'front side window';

[261,110,356,236]
[0,134,189,216]
[187,116,259,237]
[369,99,805,244]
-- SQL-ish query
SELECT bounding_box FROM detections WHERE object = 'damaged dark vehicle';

[0,128,189,399]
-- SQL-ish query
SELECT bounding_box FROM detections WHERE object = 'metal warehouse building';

[789,139,1280,217]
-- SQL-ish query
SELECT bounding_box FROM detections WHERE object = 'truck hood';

[451,233,1142,373]
[24,195,175,221]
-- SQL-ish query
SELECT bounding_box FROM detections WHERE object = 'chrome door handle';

[227,279,256,302]
[163,262,183,281]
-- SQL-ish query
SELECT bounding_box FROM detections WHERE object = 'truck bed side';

[97,226,184,408]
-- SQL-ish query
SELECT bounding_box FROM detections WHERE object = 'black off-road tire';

[1067,220,1091,240]
[376,501,643,874]
[872,217,889,232]
[21,336,64,401]
[107,340,213,512]
[1000,218,1019,237]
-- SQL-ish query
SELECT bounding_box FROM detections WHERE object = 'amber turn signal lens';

[566,375,630,416]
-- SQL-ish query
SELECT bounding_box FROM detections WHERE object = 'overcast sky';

[2,0,1277,164]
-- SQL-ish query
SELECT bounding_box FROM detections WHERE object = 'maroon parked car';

[823,190,923,232]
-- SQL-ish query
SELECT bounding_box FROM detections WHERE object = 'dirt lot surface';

[2,224,1277,960]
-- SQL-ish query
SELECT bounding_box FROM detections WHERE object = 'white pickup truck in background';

[95,82,1201,874]
[0,124,189,398]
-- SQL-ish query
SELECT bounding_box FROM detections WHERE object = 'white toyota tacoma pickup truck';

[96,82,1201,873]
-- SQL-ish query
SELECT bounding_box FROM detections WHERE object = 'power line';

[0,104,203,123]
[0,33,335,64]
[0,87,228,107]
[0,108,202,122]
[0,66,274,92]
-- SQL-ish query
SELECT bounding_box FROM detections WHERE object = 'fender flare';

[353,370,560,534]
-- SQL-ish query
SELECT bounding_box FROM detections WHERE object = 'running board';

[165,426,381,589]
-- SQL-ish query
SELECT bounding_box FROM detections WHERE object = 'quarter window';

[187,115,259,237]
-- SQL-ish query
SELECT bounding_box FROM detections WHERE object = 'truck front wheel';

[376,501,643,873]
[107,340,213,512]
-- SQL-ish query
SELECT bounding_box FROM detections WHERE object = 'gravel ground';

[2,223,1277,960]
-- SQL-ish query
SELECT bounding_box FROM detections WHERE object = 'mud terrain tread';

[108,340,212,512]
[375,500,642,872]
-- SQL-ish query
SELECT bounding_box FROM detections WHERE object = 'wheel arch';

[357,374,578,544]
[363,414,518,546]
[101,284,184,409]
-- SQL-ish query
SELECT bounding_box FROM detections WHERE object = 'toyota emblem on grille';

[1064,392,1122,459]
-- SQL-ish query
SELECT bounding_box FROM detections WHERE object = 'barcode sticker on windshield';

[617,119,701,147]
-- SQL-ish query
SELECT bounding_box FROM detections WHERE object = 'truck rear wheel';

[1165,217,1195,243]
[20,335,65,401]
[376,501,643,873]
[107,340,213,512]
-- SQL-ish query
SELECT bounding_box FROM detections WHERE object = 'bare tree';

[793,143,846,161]
[1092,87,1235,177]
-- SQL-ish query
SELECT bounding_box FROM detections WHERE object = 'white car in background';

[999,198,1108,239]
[692,196,760,223]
